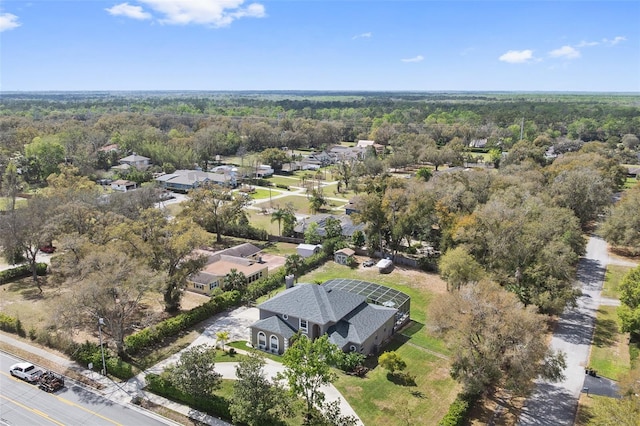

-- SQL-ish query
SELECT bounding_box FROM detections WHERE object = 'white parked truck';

[9,362,44,382]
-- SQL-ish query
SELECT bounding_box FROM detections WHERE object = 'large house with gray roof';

[250,282,402,355]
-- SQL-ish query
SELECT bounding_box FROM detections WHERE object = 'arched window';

[270,335,279,352]
[257,332,266,349]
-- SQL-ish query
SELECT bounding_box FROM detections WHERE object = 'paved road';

[518,236,610,425]
[0,352,168,426]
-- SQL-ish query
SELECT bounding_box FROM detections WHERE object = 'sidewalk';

[0,332,230,426]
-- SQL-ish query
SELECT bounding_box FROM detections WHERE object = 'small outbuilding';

[334,248,355,265]
[297,244,322,258]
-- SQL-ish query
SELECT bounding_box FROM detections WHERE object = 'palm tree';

[284,254,304,281]
[271,208,286,236]
[222,269,247,291]
[216,330,229,351]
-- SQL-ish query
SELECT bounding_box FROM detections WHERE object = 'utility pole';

[98,318,107,376]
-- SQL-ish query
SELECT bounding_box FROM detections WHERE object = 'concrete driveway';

[193,306,259,347]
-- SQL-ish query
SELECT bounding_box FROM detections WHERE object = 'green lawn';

[588,305,630,380]
[623,177,638,190]
[218,260,457,425]
[0,197,27,211]
[263,194,313,215]
[260,242,298,257]
[602,264,632,299]
[265,175,302,188]
[333,343,459,426]
[245,209,279,235]
[248,187,280,200]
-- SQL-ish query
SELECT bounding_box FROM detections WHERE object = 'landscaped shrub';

[275,183,290,190]
[438,393,477,426]
[146,373,231,420]
[0,263,47,284]
[0,313,20,333]
[68,341,135,380]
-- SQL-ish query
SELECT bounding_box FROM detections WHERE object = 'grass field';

[588,305,630,380]
[245,209,280,235]
[623,177,638,190]
[602,264,632,299]
[297,260,457,425]
[0,197,27,211]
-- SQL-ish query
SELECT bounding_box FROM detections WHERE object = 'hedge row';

[146,373,231,420]
[0,312,25,336]
[438,393,477,426]
[70,341,134,380]
[0,263,47,284]
[125,290,241,355]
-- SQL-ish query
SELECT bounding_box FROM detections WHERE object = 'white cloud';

[137,0,265,27]
[352,32,372,40]
[605,36,626,45]
[577,40,599,47]
[401,55,424,63]
[498,50,534,64]
[106,3,151,20]
[0,12,21,32]
[549,45,581,59]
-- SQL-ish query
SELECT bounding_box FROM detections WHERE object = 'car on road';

[39,245,56,253]
[9,362,44,382]
[363,259,375,267]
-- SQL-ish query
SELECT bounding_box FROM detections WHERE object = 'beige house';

[188,243,267,295]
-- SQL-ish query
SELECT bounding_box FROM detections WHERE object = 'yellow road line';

[1,370,122,426]
[0,393,65,426]
[56,395,123,426]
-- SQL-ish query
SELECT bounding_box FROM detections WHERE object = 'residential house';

[110,179,137,192]
[297,243,322,258]
[187,243,269,294]
[255,165,274,178]
[356,140,384,155]
[307,151,333,166]
[188,243,266,295]
[469,139,488,149]
[118,153,150,170]
[155,169,237,192]
[293,214,365,239]
[344,198,360,215]
[334,248,355,265]
[250,283,398,355]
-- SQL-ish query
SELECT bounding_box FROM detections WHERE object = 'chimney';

[285,274,295,289]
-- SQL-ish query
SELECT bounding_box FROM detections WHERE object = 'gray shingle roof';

[252,316,297,339]
[257,284,365,325]
[328,303,396,347]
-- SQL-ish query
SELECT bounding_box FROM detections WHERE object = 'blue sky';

[1,1,639,92]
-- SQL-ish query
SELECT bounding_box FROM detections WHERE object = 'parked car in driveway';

[363,259,375,267]
[39,245,56,254]
[9,362,43,382]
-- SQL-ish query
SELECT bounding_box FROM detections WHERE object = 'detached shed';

[297,244,322,258]
[334,248,355,265]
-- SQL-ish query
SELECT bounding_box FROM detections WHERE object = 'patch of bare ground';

[393,263,448,294]
[136,399,206,426]
[608,247,639,265]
